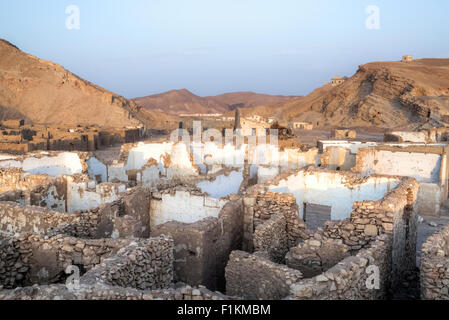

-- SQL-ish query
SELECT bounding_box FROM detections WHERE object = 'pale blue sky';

[1,0,448,98]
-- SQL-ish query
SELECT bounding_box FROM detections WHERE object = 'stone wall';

[226,250,303,300]
[315,177,419,289]
[0,202,99,237]
[421,224,449,300]
[242,190,309,253]
[0,283,234,300]
[0,168,49,194]
[0,237,28,289]
[354,145,449,216]
[285,238,349,278]
[225,234,392,300]
[0,234,173,289]
[288,234,392,300]
[253,214,288,263]
[151,199,243,292]
[80,237,174,290]
[225,177,419,300]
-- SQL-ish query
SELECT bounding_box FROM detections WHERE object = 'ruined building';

[0,126,449,300]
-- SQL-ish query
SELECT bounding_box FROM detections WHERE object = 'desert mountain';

[134,89,229,115]
[208,92,299,110]
[272,59,449,129]
[0,39,177,129]
[133,89,298,115]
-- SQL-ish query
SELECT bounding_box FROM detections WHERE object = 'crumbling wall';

[87,156,108,183]
[94,187,151,239]
[355,146,448,216]
[66,176,126,213]
[242,191,308,254]
[320,146,355,170]
[384,131,428,143]
[0,202,98,237]
[288,234,393,300]
[225,250,303,300]
[266,169,401,221]
[227,177,419,300]
[285,239,349,278]
[4,234,170,287]
[253,214,288,263]
[29,177,67,212]
[226,234,392,300]
[0,168,49,194]
[421,224,449,300]
[151,199,243,292]
[0,234,175,293]
[333,129,357,140]
[80,237,174,290]
[0,283,234,300]
[196,169,244,198]
[150,189,228,226]
[107,141,199,184]
[0,152,84,176]
[0,237,28,288]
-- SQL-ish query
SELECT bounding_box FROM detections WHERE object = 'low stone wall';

[81,237,174,290]
[0,187,152,240]
[225,235,392,300]
[225,250,303,300]
[0,202,99,237]
[0,169,49,194]
[288,234,392,300]
[286,239,349,278]
[0,234,174,290]
[0,283,235,300]
[421,224,449,300]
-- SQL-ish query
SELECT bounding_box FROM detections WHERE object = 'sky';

[1,0,449,98]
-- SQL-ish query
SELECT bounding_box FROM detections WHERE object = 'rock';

[364,225,378,236]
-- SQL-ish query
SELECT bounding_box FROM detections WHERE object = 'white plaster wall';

[417,183,441,216]
[107,163,129,182]
[279,148,319,170]
[0,159,22,169]
[67,180,126,213]
[267,171,401,221]
[150,190,228,226]
[320,141,379,154]
[108,142,173,182]
[141,165,160,188]
[0,152,83,176]
[194,142,246,168]
[361,150,441,183]
[196,169,244,198]
[390,132,427,143]
[0,154,17,161]
[257,166,280,184]
[41,185,66,212]
[87,157,107,182]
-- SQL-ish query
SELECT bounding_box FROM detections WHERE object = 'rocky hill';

[273,58,449,129]
[134,89,298,115]
[0,39,176,129]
